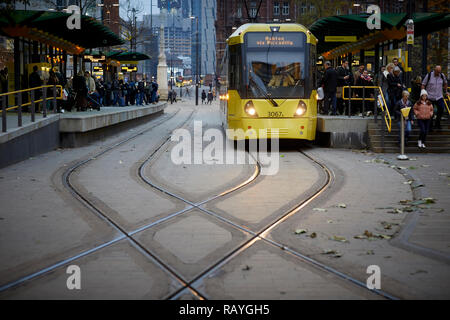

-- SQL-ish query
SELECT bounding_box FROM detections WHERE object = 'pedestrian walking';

[392,57,405,84]
[321,61,338,115]
[413,89,433,148]
[111,76,120,106]
[201,89,206,104]
[395,91,414,145]
[410,76,422,104]
[421,65,448,130]
[207,90,213,104]
[387,66,404,119]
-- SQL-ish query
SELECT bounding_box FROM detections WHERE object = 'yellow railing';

[444,93,450,115]
[0,85,64,113]
[341,85,392,132]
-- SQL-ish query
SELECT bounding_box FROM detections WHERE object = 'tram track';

[0,105,263,299]
[137,143,399,300]
[1,104,398,300]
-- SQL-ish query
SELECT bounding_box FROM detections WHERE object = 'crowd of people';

[67,73,160,112]
[21,67,160,113]
[320,58,449,149]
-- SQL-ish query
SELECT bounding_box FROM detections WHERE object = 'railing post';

[2,95,6,133]
[42,86,47,118]
[53,85,57,113]
[374,93,378,124]
[348,86,352,117]
[362,86,366,117]
[31,89,35,122]
[381,110,385,151]
[18,92,22,127]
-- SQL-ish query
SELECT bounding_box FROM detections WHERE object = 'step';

[368,129,450,136]
[369,134,449,141]
[371,146,450,153]
[370,141,450,148]
[368,122,450,130]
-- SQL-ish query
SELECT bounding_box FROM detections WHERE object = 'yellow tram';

[219,23,318,140]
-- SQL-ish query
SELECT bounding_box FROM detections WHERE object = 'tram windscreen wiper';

[249,76,278,107]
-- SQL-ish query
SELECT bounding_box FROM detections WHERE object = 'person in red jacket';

[413,89,434,148]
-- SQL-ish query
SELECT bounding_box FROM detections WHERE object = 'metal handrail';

[1,85,64,133]
[0,85,63,112]
[444,93,450,115]
[341,85,392,132]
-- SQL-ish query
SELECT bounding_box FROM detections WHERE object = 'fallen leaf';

[366,250,375,255]
[422,197,435,204]
[313,208,327,212]
[337,203,347,208]
[331,235,348,243]
[408,166,417,170]
[295,229,307,235]
[242,265,252,271]
[354,235,367,239]
[403,180,413,185]
[364,230,374,237]
[327,220,333,224]
[310,232,317,239]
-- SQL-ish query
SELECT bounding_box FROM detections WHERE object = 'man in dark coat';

[321,61,338,115]
[336,59,353,115]
[29,65,43,110]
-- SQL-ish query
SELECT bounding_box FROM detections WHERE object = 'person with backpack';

[421,65,448,130]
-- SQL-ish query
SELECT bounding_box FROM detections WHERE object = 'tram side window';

[228,45,242,91]
[310,44,317,88]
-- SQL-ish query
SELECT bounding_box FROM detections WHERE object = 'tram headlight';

[295,101,307,117]
[244,101,258,117]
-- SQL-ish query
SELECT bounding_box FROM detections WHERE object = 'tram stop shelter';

[310,12,450,75]
[0,9,124,91]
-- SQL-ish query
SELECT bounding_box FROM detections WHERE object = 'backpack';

[424,71,446,89]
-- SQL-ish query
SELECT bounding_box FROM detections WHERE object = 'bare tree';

[119,0,147,52]
[42,0,98,16]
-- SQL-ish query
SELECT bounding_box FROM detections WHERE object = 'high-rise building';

[191,0,217,79]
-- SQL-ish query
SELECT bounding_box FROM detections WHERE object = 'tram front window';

[245,32,306,99]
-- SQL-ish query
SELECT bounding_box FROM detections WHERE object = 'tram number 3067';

[267,111,283,118]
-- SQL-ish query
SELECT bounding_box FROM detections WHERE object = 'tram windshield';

[245,32,307,99]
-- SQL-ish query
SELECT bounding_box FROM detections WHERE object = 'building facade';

[191,0,217,79]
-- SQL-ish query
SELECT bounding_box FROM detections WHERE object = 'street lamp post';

[190,16,199,105]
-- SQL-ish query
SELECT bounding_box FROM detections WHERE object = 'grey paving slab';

[72,108,194,231]
[0,239,181,299]
[205,150,326,231]
[134,209,252,280]
[145,104,255,203]
[269,149,450,299]
[194,239,378,300]
[0,105,181,287]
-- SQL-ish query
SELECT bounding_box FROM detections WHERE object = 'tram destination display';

[246,33,305,48]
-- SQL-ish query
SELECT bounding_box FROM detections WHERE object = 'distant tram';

[219,23,318,140]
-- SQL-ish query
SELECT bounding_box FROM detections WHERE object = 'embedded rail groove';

[138,145,398,300]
